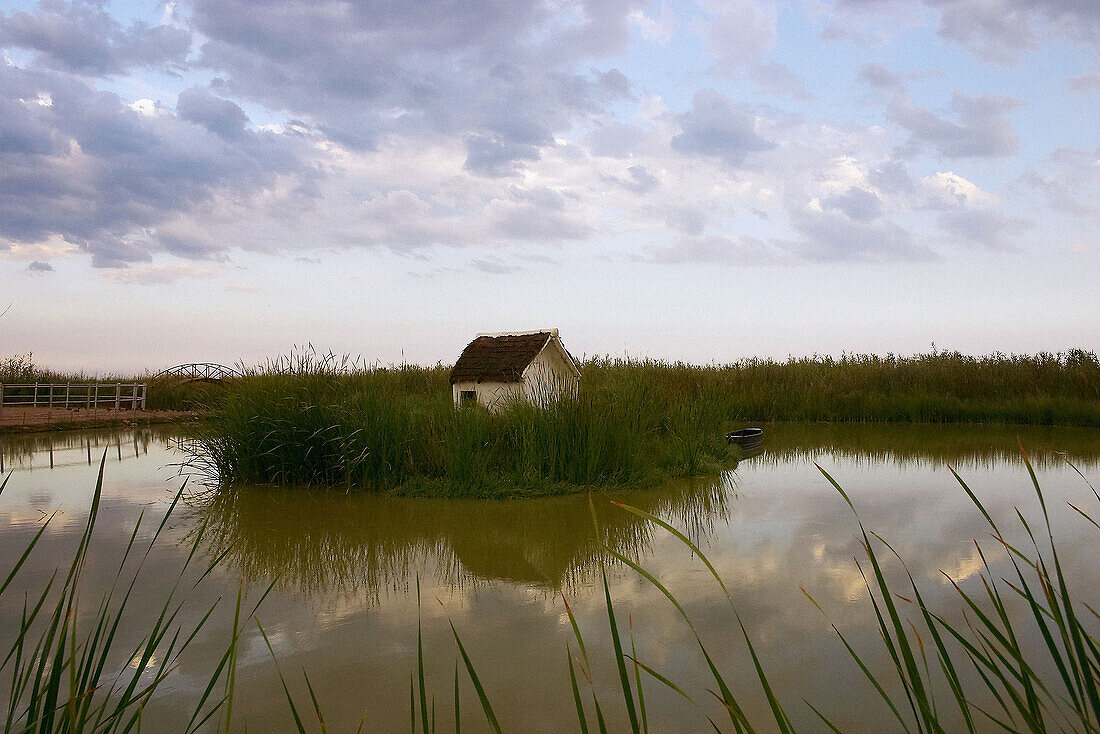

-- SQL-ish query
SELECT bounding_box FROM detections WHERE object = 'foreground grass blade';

[417,578,429,734]
[601,569,641,733]
[256,620,308,734]
[450,622,502,734]
[566,646,589,734]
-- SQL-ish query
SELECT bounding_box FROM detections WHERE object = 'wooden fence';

[0,383,147,419]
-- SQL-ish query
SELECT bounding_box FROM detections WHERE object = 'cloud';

[749,63,811,101]
[177,87,250,141]
[841,0,1100,64]
[894,92,1022,159]
[487,187,592,243]
[1019,146,1100,218]
[1019,171,1092,217]
[628,4,677,44]
[787,205,933,262]
[670,90,775,165]
[603,165,659,194]
[463,135,542,177]
[937,208,1033,250]
[190,0,639,174]
[0,2,190,76]
[27,260,52,272]
[586,122,647,159]
[820,187,883,222]
[920,171,998,208]
[1067,73,1100,94]
[857,63,906,94]
[929,0,1039,64]
[0,62,305,267]
[698,0,778,71]
[471,256,522,274]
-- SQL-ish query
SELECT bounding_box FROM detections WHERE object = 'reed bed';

[580,348,1100,426]
[192,348,1099,495]
[193,360,736,497]
[6,347,1097,422]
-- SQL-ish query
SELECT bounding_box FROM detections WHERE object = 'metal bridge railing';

[154,363,240,380]
[0,383,147,419]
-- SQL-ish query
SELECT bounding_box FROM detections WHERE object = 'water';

[1,424,1098,731]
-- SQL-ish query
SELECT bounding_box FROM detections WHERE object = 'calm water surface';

[1,424,1099,732]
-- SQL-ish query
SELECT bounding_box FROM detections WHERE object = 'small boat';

[726,427,764,449]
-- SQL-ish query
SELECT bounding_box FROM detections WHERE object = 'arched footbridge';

[154,363,241,381]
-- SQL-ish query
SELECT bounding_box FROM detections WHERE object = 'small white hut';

[449,329,580,410]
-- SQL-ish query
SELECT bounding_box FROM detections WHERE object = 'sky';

[1,0,1098,373]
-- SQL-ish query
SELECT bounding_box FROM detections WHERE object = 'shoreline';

[0,406,205,434]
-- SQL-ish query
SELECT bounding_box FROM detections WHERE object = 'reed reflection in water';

[192,475,733,597]
[759,421,1100,470]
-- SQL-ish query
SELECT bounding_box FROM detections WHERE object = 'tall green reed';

[0,455,270,733]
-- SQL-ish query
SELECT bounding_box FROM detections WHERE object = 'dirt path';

[0,406,202,433]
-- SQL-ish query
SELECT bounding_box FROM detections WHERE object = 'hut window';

[460,390,477,404]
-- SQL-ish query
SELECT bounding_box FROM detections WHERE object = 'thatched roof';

[450,332,553,383]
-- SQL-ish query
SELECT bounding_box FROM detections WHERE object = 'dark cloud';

[821,187,883,222]
[840,0,1100,63]
[0,2,190,76]
[489,187,591,242]
[857,63,906,94]
[177,88,250,141]
[670,90,775,165]
[929,0,1038,64]
[0,63,304,267]
[190,0,640,172]
[27,260,53,272]
[787,205,933,262]
[868,160,916,195]
[937,208,1033,250]
[463,135,542,177]
[894,92,1022,159]
[624,165,658,194]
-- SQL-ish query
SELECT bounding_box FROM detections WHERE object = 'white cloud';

[920,171,999,207]
[628,5,676,44]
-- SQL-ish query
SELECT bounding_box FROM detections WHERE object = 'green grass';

[578,348,1100,426]
[192,358,741,497]
[192,348,1100,495]
[6,347,1098,423]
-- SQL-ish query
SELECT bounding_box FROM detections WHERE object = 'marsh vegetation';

[194,348,1100,495]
